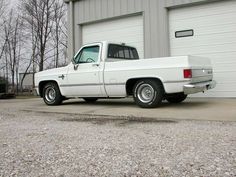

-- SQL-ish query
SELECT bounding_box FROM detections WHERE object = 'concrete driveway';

[2,97,236,121]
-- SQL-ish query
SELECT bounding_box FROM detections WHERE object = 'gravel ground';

[0,102,236,176]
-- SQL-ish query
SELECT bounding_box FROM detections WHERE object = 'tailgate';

[188,56,213,83]
[192,68,213,83]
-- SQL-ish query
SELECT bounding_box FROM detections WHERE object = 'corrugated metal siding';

[68,0,225,59]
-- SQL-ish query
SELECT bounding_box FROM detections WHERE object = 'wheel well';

[126,78,164,95]
[38,80,58,97]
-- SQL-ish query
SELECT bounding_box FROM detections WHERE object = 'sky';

[10,0,18,7]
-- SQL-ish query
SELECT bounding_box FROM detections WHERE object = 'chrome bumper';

[184,80,216,95]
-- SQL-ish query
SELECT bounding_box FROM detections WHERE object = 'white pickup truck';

[35,41,216,108]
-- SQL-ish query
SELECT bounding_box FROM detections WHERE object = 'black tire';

[166,93,187,103]
[83,98,98,103]
[133,79,164,108]
[43,82,63,106]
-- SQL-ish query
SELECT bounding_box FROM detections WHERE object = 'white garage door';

[82,15,144,58]
[169,1,236,97]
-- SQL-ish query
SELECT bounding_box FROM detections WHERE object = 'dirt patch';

[21,109,178,126]
[59,115,178,126]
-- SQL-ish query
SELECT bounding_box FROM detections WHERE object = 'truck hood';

[35,66,68,78]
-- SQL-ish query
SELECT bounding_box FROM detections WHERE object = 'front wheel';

[166,93,187,103]
[133,79,164,108]
[43,82,63,106]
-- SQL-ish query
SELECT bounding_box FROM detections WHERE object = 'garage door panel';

[82,15,144,58]
[201,52,236,61]
[83,25,143,36]
[83,19,142,34]
[170,24,236,39]
[171,43,236,56]
[169,53,236,65]
[213,63,236,72]
[208,84,236,92]
[84,33,143,43]
[170,1,236,20]
[214,72,236,82]
[169,1,236,97]
[170,40,236,50]
[171,13,236,28]
[171,10,236,21]
[83,31,143,41]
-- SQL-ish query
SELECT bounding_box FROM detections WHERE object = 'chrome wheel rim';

[137,84,155,103]
[45,87,56,103]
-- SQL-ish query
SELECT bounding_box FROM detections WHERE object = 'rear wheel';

[83,98,98,103]
[166,93,187,103]
[43,82,63,106]
[133,79,164,108]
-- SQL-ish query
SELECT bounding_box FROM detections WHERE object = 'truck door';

[62,43,105,97]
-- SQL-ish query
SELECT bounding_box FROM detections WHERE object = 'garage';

[82,15,144,58]
[66,0,236,98]
[169,0,236,97]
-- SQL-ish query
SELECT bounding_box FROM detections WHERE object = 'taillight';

[184,69,192,78]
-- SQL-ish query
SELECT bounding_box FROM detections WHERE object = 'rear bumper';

[183,80,216,94]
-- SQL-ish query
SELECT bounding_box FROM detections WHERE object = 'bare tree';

[20,16,39,90]
[0,0,6,19]
[0,0,68,93]
[21,0,56,71]
[3,10,23,93]
[18,0,67,91]
[0,0,7,62]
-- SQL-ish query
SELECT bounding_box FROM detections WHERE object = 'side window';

[108,45,123,58]
[118,46,124,58]
[74,46,100,64]
[124,47,130,58]
[130,48,139,59]
[108,44,139,60]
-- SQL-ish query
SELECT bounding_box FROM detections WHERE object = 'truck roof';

[83,41,136,48]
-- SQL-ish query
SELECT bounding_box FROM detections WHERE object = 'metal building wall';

[65,0,223,60]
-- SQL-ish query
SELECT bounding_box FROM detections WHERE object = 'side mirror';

[71,58,79,70]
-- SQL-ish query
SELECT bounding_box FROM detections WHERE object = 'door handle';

[92,64,99,67]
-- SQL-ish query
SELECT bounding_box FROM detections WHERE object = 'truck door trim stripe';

[60,83,125,87]
[164,80,190,83]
